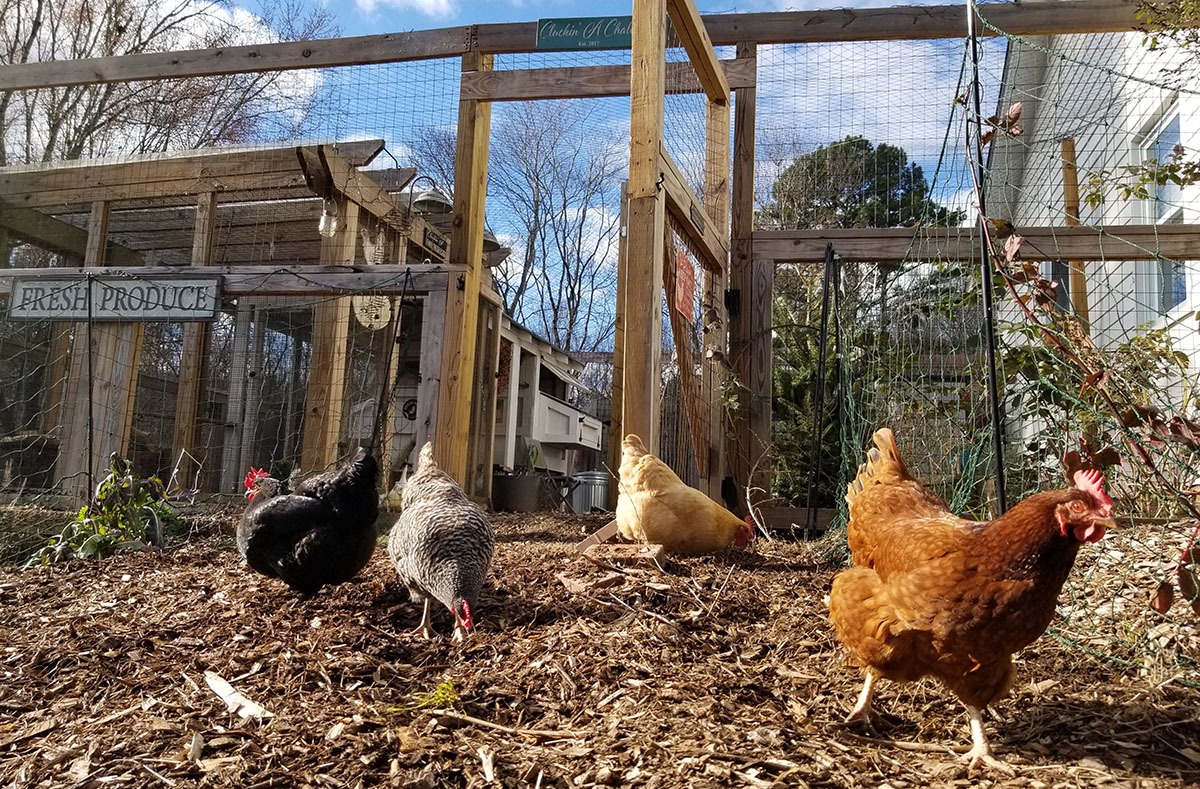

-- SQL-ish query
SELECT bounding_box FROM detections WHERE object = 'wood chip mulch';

[1,510,1198,788]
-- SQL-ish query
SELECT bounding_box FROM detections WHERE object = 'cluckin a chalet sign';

[8,276,220,321]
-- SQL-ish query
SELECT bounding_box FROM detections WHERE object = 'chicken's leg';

[962,705,1015,774]
[845,668,878,725]
[411,597,435,639]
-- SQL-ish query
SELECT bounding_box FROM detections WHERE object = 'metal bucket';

[571,471,611,513]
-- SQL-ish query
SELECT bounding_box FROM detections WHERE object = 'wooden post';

[499,334,521,470]
[702,71,733,500]
[58,201,145,499]
[727,41,769,515]
[622,0,668,450]
[434,50,493,483]
[239,304,267,478]
[300,197,359,471]
[608,183,629,508]
[415,290,446,459]
[1061,137,1091,327]
[219,305,253,493]
[467,298,502,501]
[170,191,217,494]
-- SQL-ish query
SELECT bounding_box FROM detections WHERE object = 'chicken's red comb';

[243,467,270,489]
[1072,468,1113,515]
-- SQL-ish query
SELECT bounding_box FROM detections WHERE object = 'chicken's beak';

[1094,516,1118,531]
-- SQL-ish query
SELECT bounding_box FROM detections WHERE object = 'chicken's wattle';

[1074,521,1106,543]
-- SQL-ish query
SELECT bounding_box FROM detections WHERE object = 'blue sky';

[301,0,957,39]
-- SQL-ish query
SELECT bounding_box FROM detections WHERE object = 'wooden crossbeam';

[0,3,1138,92]
[0,140,384,208]
[0,30,472,90]
[0,203,145,265]
[460,58,755,101]
[665,0,730,104]
[0,264,456,296]
[752,224,1200,263]
[657,146,728,274]
[296,147,413,231]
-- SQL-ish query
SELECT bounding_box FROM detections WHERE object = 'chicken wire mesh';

[757,18,1199,683]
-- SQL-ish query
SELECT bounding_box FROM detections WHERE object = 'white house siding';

[992,31,1200,436]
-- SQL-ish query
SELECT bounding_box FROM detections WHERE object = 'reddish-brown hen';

[829,428,1116,772]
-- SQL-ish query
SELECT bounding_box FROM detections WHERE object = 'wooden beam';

[608,183,629,510]
[0,2,1141,95]
[0,203,145,265]
[415,290,446,461]
[460,57,754,101]
[1061,138,1091,327]
[300,199,360,472]
[0,30,472,90]
[467,301,503,501]
[751,224,1200,263]
[622,0,668,449]
[728,41,764,516]
[700,0,1142,44]
[701,82,731,500]
[296,146,413,232]
[657,146,728,274]
[666,0,730,104]
[84,201,110,266]
[0,140,384,209]
[435,51,493,483]
[57,200,146,499]
[0,263,455,296]
[171,192,217,494]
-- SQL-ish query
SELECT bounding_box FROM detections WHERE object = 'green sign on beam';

[535,16,633,51]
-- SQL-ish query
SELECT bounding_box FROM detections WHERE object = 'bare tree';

[0,0,339,165]
[412,102,622,354]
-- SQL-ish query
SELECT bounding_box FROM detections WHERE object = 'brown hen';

[828,428,1116,772]
[615,434,754,554]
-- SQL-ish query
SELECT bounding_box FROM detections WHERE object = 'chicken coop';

[0,139,601,503]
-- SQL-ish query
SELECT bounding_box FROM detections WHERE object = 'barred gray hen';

[387,442,495,640]
[237,448,379,596]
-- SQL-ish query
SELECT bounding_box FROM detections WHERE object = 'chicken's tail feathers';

[847,428,914,501]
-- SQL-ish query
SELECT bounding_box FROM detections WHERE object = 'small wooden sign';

[536,16,633,51]
[422,226,448,257]
[674,250,695,321]
[8,276,220,321]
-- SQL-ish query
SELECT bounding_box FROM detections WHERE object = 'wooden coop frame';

[1,0,1191,512]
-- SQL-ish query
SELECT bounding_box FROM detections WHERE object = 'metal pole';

[806,243,836,532]
[85,273,94,498]
[967,0,1007,512]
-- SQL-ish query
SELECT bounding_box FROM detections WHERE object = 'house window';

[1145,109,1187,311]
[1050,259,1072,312]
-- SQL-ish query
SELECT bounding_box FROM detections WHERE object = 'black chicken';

[387,442,494,640]
[237,448,379,596]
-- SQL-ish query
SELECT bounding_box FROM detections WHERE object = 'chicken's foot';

[962,705,1015,775]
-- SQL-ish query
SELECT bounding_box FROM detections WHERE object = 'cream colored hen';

[615,434,754,554]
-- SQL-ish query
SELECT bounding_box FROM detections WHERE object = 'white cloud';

[354,0,460,19]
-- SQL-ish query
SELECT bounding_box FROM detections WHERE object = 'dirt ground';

[1,508,1198,788]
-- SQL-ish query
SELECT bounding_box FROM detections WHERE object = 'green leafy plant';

[26,454,175,566]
